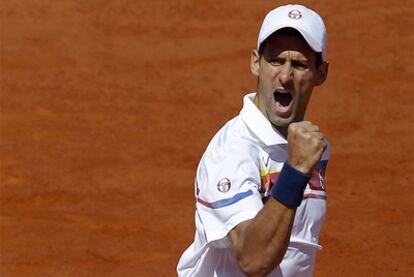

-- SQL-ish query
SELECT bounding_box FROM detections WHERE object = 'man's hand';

[287,121,326,174]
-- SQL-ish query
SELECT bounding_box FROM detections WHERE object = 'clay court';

[1,1,413,276]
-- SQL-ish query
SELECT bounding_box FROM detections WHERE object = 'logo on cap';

[217,178,231,193]
[288,10,302,20]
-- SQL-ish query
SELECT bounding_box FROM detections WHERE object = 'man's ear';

[315,62,329,86]
[250,49,260,76]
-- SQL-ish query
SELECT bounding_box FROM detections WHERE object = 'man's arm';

[229,121,326,277]
[230,197,296,276]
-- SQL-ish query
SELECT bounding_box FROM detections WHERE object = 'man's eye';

[269,58,284,65]
[292,61,308,69]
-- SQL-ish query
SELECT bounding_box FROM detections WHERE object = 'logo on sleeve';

[217,178,231,193]
[309,169,326,191]
[319,171,326,190]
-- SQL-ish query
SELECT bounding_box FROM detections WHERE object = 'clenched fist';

[287,121,327,174]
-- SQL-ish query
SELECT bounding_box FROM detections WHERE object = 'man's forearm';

[230,197,296,276]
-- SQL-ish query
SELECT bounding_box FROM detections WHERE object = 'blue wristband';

[270,162,312,207]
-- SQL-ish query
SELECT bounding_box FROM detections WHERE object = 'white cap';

[257,4,327,61]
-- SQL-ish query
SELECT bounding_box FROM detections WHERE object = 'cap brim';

[258,24,322,54]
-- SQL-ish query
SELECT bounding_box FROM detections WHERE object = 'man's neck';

[253,93,289,139]
[272,124,288,139]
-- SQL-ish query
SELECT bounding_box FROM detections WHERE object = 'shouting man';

[177,4,330,277]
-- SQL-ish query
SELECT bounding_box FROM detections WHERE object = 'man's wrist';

[270,162,312,207]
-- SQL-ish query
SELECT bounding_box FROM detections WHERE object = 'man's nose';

[278,63,293,85]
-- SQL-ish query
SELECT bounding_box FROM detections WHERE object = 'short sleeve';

[195,143,264,243]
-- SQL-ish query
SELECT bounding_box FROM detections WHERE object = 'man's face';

[251,34,327,131]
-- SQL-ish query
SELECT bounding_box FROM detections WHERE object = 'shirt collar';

[240,93,287,146]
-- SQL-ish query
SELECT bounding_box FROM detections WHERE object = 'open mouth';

[272,90,293,117]
[274,91,292,107]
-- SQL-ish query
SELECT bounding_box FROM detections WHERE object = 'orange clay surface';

[1,1,413,276]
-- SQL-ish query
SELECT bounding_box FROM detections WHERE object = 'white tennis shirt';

[177,93,330,277]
